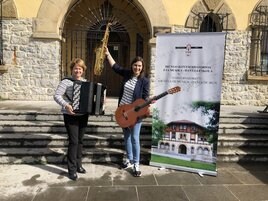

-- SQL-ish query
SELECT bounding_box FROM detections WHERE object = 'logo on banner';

[186,44,191,56]
[175,44,203,56]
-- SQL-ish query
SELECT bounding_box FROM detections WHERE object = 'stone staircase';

[0,102,267,164]
[217,110,268,162]
[0,110,152,164]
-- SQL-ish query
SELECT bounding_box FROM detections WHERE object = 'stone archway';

[185,0,237,31]
[61,0,153,96]
[2,0,17,19]
[32,0,170,40]
[32,0,170,96]
[32,0,77,39]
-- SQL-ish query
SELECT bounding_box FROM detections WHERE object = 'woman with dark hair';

[54,58,89,181]
[105,47,150,177]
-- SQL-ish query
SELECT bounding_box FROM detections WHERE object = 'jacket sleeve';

[53,79,70,108]
[112,63,129,77]
[142,77,150,100]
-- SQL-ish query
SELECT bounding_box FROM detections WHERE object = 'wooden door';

[93,44,124,97]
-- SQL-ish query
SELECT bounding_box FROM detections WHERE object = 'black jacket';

[112,63,150,106]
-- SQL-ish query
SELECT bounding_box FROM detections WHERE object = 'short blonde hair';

[69,58,87,72]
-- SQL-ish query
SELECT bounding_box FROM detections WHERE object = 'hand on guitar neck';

[115,86,181,128]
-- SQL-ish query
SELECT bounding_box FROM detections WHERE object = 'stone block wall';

[0,19,60,100]
[0,19,267,105]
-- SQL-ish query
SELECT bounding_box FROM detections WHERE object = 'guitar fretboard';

[134,91,169,111]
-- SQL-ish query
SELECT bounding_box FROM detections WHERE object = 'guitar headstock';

[167,86,181,94]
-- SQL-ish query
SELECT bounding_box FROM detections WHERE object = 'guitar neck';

[153,91,169,101]
[135,91,169,111]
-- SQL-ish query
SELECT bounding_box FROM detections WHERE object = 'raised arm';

[104,46,116,67]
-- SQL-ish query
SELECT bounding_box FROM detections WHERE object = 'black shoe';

[69,173,78,181]
[77,166,86,174]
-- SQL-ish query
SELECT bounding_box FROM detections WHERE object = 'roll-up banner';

[150,32,226,176]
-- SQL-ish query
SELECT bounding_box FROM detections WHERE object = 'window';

[249,6,268,78]
[200,13,223,33]
[172,144,175,151]
[171,132,176,140]
[191,147,194,154]
[249,28,268,77]
[190,134,195,141]
[0,1,3,65]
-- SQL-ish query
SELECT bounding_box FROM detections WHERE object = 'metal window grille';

[0,0,3,65]
[190,12,230,32]
[250,6,268,76]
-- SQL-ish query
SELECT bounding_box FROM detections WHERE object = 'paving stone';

[154,171,201,185]
[227,185,268,201]
[0,187,35,201]
[182,186,238,201]
[137,186,188,201]
[34,187,88,201]
[113,169,157,186]
[196,170,242,185]
[231,171,268,184]
[50,171,113,187]
[87,186,137,201]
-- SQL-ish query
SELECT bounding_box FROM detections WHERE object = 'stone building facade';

[0,0,267,106]
[1,19,60,100]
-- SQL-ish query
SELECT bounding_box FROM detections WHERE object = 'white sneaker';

[133,164,142,177]
[121,160,134,169]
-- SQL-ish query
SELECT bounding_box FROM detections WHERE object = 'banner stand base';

[150,161,217,177]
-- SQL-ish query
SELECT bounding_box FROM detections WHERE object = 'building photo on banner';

[150,32,226,176]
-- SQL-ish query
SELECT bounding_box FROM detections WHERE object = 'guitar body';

[115,99,150,128]
[114,86,181,128]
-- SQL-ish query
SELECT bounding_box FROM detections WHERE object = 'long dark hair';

[130,56,145,78]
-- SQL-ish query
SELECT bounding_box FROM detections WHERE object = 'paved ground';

[0,162,268,201]
[0,100,267,201]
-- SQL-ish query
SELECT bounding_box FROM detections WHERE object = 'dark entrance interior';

[86,25,130,97]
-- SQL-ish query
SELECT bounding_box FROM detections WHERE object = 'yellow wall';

[163,0,196,26]
[13,0,42,18]
[13,0,260,30]
[163,0,259,30]
[226,0,257,29]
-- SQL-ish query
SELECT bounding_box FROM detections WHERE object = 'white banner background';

[150,32,226,176]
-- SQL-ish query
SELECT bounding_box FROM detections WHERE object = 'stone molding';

[32,0,74,39]
[185,0,237,31]
[0,65,8,74]
[2,0,17,19]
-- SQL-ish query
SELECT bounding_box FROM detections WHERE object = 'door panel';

[93,44,124,97]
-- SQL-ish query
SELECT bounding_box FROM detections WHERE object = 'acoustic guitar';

[115,86,181,128]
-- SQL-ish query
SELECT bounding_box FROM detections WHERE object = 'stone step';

[217,147,268,162]
[218,135,268,146]
[0,112,152,122]
[0,133,152,148]
[0,147,151,164]
[218,124,268,134]
[0,120,151,133]
[3,112,266,123]
[1,120,266,130]
[219,114,268,124]
[0,104,268,163]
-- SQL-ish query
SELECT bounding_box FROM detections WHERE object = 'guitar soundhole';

[122,110,128,120]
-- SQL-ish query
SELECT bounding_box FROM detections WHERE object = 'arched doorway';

[61,0,150,97]
[86,22,130,96]
[178,144,187,154]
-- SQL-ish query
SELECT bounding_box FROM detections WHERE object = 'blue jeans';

[123,122,142,164]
